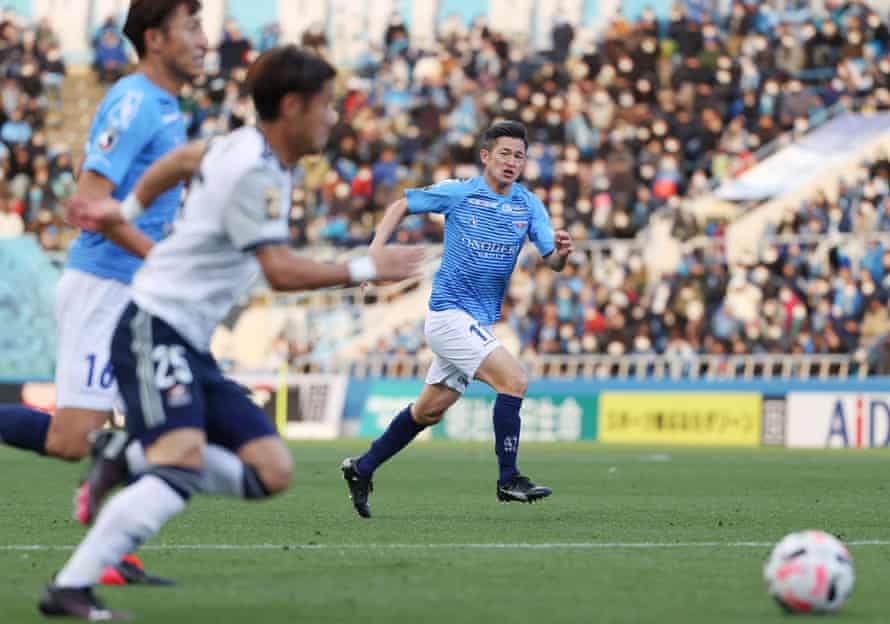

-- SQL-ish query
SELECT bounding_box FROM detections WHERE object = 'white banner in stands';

[715,113,890,202]
[231,372,347,440]
[786,393,890,448]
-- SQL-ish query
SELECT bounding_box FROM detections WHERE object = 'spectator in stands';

[301,21,327,55]
[40,43,65,111]
[35,16,58,51]
[92,19,128,83]
[383,12,409,59]
[258,22,280,52]
[0,188,22,237]
[218,18,251,77]
[1,106,31,145]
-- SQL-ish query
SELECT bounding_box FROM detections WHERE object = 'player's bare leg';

[45,408,108,461]
[411,383,463,426]
[476,347,552,503]
[342,383,460,518]
[237,436,294,496]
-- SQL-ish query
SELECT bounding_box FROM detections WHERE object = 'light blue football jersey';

[406,177,555,325]
[66,73,186,284]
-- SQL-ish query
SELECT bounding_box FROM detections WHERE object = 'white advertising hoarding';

[786,393,890,448]
[231,372,347,440]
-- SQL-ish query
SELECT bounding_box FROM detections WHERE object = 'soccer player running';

[341,121,574,518]
[0,0,207,585]
[38,45,423,620]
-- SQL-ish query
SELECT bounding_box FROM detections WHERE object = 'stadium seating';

[9,1,890,374]
[0,11,77,255]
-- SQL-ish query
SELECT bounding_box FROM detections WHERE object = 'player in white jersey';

[38,45,423,620]
[341,121,574,518]
[0,0,207,587]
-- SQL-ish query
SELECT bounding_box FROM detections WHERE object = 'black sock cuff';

[146,466,202,501]
[402,404,426,431]
[495,394,523,409]
[242,464,270,500]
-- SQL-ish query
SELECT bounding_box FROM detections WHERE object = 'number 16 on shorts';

[85,353,115,389]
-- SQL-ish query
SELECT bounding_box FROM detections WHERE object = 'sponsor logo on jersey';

[460,237,517,254]
[166,383,192,408]
[501,203,527,213]
[96,128,118,152]
[265,188,281,219]
[468,197,497,209]
[460,236,519,259]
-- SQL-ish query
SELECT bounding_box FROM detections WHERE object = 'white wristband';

[348,256,377,283]
[120,194,145,222]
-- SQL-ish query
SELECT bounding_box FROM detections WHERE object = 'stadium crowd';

[166,0,890,248]
[4,1,890,364]
[0,9,71,251]
[7,1,890,252]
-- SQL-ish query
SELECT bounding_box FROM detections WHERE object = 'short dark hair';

[123,0,201,58]
[481,121,528,151]
[247,45,337,122]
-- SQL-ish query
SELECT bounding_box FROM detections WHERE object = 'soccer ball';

[763,530,855,614]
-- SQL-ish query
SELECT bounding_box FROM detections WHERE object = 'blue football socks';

[493,394,523,485]
[356,405,426,476]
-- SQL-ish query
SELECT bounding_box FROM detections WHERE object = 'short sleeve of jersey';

[528,193,556,256]
[223,166,289,252]
[82,89,157,186]
[405,179,468,215]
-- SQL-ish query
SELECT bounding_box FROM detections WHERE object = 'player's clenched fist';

[554,229,573,257]
[369,245,425,282]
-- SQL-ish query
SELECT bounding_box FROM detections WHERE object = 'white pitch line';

[2,541,890,552]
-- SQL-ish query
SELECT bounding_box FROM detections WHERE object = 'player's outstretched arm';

[546,229,573,272]
[130,139,208,210]
[255,244,424,292]
[67,171,155,258]
[369,198,409,252]
[65,140,209,255]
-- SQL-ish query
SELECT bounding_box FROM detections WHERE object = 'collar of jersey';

[479,176,515,203]
[258,130,292,175]
[133,72,178,102]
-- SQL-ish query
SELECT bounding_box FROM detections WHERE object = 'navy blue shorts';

[111,303,277,450]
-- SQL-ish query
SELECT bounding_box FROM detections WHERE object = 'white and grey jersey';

[131,125,293,351]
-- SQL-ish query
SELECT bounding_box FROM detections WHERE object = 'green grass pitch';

[1,441,889,623]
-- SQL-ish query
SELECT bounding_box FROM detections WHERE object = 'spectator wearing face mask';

[93,27,128,84]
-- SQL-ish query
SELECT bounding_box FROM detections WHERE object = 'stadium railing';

[288,353,869,381]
